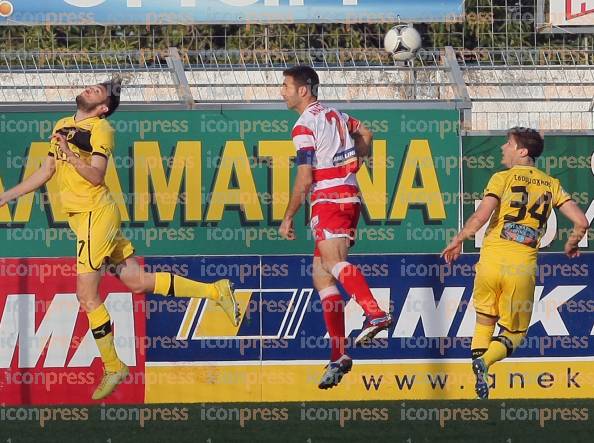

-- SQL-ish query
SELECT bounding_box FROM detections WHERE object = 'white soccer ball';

[384,25,422,61]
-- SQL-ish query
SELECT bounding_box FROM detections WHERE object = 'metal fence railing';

[0,48,460,104]
[0,47,592,132]
[0,50,180,103]
[459,49,594,131]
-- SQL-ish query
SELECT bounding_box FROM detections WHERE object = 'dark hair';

[99,76,122,118]
[282,65,320,97]
[507,127,544,160]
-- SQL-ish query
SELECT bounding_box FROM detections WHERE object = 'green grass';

[1,400,593,443]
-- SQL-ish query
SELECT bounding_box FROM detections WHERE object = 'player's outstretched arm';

[352,122,373,159]
[0,155,56,208]
[279,164,313,240]
[53,133,108,186]
[441,195,499,263]
[559,200,590,258]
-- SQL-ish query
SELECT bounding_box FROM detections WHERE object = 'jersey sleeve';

[90,119,115,159]
[483,172,506,200]
[291,123,316,166]
[48,119,66,157]
[552,179,572,208]
[341,112,361,135]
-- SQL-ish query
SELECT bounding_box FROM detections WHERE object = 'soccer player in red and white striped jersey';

[279,65,392,389]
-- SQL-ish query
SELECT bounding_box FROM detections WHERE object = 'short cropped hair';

[100,76,122,118]
[507,127,544,160]
[282,65,320,98]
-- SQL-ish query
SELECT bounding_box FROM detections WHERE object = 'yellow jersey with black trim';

[49,116,115,213]
[481,165,572,259]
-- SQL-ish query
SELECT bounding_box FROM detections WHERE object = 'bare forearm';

[455,213,488,242]
[3,168,51,201]
[69,157,104,186]
[559,200,590,247]
[284,182,311,219]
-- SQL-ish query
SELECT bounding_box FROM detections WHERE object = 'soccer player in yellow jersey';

[441,127,589,399]
[0,78,240,400]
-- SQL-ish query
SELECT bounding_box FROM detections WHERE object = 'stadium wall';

[0,110,593,404]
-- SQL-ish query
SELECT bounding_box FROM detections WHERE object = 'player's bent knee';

[493,331,526,357]
[321,258,351,278]
[122,275,148,294]
[476,312,498,326]
[320,258,338,275]
[317,285,340,299]
[117,260,155,293]
[312,275,336,292]
[118,270,149,293]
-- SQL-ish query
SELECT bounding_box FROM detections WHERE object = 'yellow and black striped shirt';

[48,116,115,213]
[482,165,572,259]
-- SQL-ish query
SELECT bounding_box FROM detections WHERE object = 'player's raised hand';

[51,133,75,160]
[564,241,580,259]
[0,193,8,208]
[279,216,296,240]
[441,238,462,264]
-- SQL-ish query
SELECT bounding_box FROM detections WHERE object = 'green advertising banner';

[0,109,460,257]
[463,135,594,252]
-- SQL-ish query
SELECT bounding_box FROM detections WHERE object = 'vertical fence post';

[166,47,194,108]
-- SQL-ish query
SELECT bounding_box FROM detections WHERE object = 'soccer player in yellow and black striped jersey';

[0,78,240,400]
[441,127,589,399]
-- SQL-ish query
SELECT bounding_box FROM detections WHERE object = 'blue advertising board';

[143,253,594,401]
[145,253,594,363]
[0,0,464,25]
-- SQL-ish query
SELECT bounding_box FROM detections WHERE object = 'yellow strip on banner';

[145,361,594,403]
[193,291,254,338]
[177,298,202,340]
[145,365,262,403]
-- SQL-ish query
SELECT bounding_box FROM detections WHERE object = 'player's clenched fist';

[51,133,76,162]
[279,216,296,240]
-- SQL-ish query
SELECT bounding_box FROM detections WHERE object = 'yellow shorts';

[67,202,135,274]
[472,257,536,332]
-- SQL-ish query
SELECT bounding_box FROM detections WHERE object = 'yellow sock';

[87,304,123,373]
[471,323,495,359]
[153,272,217,300]
[482,331,525,367]
[481,341,507,367]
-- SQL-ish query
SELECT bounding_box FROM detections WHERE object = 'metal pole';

[166,47,194,108]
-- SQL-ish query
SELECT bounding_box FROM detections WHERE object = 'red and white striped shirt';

[291,101,362,206]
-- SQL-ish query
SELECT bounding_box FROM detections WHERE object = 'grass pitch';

[1,400,593,443]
